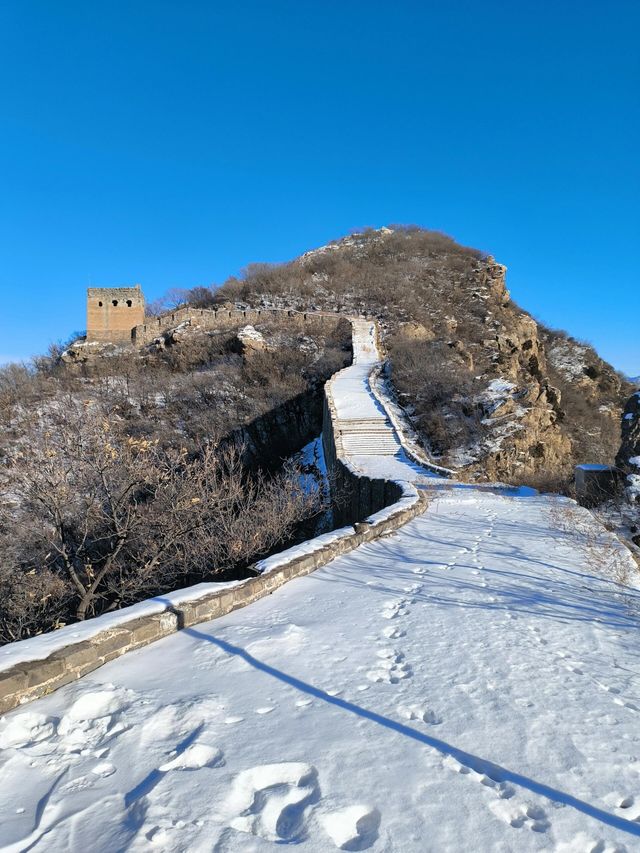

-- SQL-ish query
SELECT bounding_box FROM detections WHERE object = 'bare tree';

[0,402,321,640]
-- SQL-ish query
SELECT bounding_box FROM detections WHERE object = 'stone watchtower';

[86,285,145,343]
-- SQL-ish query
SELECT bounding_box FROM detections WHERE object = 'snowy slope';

[1,317,640,852]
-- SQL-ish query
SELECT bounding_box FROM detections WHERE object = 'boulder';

[235,325,272,356]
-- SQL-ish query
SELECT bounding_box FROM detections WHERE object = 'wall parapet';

[133,305,344,345]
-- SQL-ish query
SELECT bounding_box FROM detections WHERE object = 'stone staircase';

[339,417,402,456]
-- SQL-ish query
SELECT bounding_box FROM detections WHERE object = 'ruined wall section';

[133,306,340,346]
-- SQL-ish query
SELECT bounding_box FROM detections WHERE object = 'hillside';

[209,226,631,487]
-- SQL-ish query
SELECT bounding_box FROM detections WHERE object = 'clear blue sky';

[1,1,638,374]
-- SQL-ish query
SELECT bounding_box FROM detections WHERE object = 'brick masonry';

[87,285,145,343]
[132,305,342,345]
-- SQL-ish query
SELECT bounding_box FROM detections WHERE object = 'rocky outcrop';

[234,325,272,357]
[616,392,640,472]
[166,226,628,487]
[616,392,640,506]
[454,271,571,481]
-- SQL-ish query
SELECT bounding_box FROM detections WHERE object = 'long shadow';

[162,607,640,839]
[313,554,640,634]
[324,564,639,625]
[124,722,204,808]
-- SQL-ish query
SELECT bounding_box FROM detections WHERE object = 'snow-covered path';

[330,319,440,484]
[1,317,640,852]
[1,491,639,851]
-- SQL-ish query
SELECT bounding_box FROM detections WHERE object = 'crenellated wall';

[133,305,342,345]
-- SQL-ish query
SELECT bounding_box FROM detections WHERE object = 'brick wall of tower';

[87,286,145,343]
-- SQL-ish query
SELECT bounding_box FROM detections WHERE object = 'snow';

[300,227,395,262]
[2,314,640,850]
[369,364,454,477]
[1,491,639,850]
[626,473,640,503]
[629,456,640,468]
[547,340,590,381]
[328,319,444,487]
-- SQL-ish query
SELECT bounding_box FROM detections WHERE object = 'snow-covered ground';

[1,317,640,852]
[1,490,639,851]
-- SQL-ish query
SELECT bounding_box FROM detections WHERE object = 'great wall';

[0,303,438,713]
[2,289,636,715]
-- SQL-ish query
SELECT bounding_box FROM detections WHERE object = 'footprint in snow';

[91,761,116,778]
[489,798,550,832]
[0,711,57,749]
[381,600,409,619]
[442,755,549,833]
[225,762,319,842]
[613,697,640,713]
[367,650,412,684]
[159,743,224,771]
[615,794,640,821]
[321,804,381,850]
[596,682,621,695]
[397,704,442,725]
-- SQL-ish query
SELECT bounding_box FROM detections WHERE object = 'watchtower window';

[126,299,132,307]
[112,299,118,306]
[98,301,103,307]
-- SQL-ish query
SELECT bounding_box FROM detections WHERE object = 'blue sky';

[1,1,638,374]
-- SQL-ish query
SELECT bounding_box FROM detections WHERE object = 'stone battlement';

[133,305,342,345]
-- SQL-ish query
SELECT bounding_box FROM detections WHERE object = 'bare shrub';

[547,498,635,587]
[388,338,480,455]
[0,403,321,642]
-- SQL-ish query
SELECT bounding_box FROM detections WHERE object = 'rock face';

[617,392,640,471]
[468,301,571,481]
[616,392,640,504]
